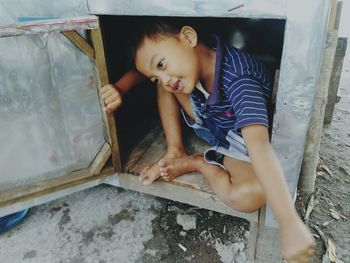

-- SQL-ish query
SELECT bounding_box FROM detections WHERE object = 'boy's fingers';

[103,107,111,113]
[104,94,121,106]
[101,84,122,112]
[101,85,108,93]
[101,84,120,97]
[101,88,115,100]
[108,100,121,110]
[101,89,110,100]
[104,92,122,104]
[306,247,314,256]
[105,95,121,106]
[101,83,114,91]
[101,85,112,96]
[104,96,114,104]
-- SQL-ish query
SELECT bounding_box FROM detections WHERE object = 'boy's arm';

[241,125,314,262]
[113,69,146,95]
[101,70,146,112]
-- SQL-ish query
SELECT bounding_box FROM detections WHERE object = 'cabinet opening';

[100,16,286,179]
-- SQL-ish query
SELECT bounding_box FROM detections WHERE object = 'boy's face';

[135,27,200,94]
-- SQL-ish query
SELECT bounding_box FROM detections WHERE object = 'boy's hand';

[280,217,315,262]
[101,84,122,113]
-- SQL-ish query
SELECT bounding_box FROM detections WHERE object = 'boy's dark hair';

[126,17,211,69]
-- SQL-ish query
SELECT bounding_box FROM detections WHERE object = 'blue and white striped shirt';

[190,36,272,148]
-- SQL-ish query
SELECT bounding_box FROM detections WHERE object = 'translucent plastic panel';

[0,32,105,191]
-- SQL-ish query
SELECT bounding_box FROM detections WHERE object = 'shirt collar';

[207,34,224,105]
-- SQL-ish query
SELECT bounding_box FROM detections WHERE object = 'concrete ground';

[1,3,349,263]
[0,185,249,263]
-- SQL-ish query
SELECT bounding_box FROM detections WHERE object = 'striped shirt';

[190,35,272,148]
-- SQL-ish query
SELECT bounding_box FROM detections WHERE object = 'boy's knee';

[224,185,265,213]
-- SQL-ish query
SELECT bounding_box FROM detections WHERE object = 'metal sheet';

[88,0,286,18]
[273,0,330,194]
[0,0,89,24]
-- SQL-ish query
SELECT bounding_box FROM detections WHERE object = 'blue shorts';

[181,97,251,169]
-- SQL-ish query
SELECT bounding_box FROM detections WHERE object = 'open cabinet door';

[0,16,120,217]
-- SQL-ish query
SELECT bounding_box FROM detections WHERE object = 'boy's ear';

[180,26,198,47]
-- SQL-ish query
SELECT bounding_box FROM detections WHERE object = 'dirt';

[139,200,249,263]
[295,23,350,262]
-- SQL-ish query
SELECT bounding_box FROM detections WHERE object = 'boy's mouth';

[171,79,182,92]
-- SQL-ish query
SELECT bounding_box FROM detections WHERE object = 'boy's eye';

[157,59,164,69]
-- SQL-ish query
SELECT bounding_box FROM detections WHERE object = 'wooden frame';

[0,16,121,215]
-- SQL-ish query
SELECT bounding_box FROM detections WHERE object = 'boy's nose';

[159,72,171,86]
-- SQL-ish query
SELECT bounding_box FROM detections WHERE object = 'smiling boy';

[102,20,314,262]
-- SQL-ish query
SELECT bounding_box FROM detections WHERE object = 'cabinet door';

[0,16,120,216]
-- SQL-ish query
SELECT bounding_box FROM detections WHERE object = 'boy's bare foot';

[139,150,188,185]
[159,154,203,181]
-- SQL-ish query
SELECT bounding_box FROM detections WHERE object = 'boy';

[101,20,314,262]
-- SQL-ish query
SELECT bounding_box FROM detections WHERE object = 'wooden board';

[90,143,112,175]
[128,128,213,193]
[324,37,347,124]
[120,172,259,222]
[0,166,114,208]
[123,126,259,221]
[123,123,163,172]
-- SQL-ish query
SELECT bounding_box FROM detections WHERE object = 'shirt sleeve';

[225,76,269,131]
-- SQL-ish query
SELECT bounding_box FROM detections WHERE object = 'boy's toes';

[141,174,154,185]
[139,166,151,182]
[163,176,168,181]
[164,174,173,181]
[285,247,314,263]
[163,174,169,180]
[140,166,149,176]
[138,173,148,182]
[159,159,168,167]
[160,167,170,173]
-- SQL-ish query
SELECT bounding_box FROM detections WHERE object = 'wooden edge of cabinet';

[90,27,122,172]
[0,166,115,208]
[119,172,259,222]
[62,30,95,60]
[90,142,112,175]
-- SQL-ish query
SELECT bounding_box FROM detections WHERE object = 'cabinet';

[0,0,333,261]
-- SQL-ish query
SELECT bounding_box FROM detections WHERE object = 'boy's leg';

[159,155,266,213]
[139,86,192,185]
[154,91,265,211]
